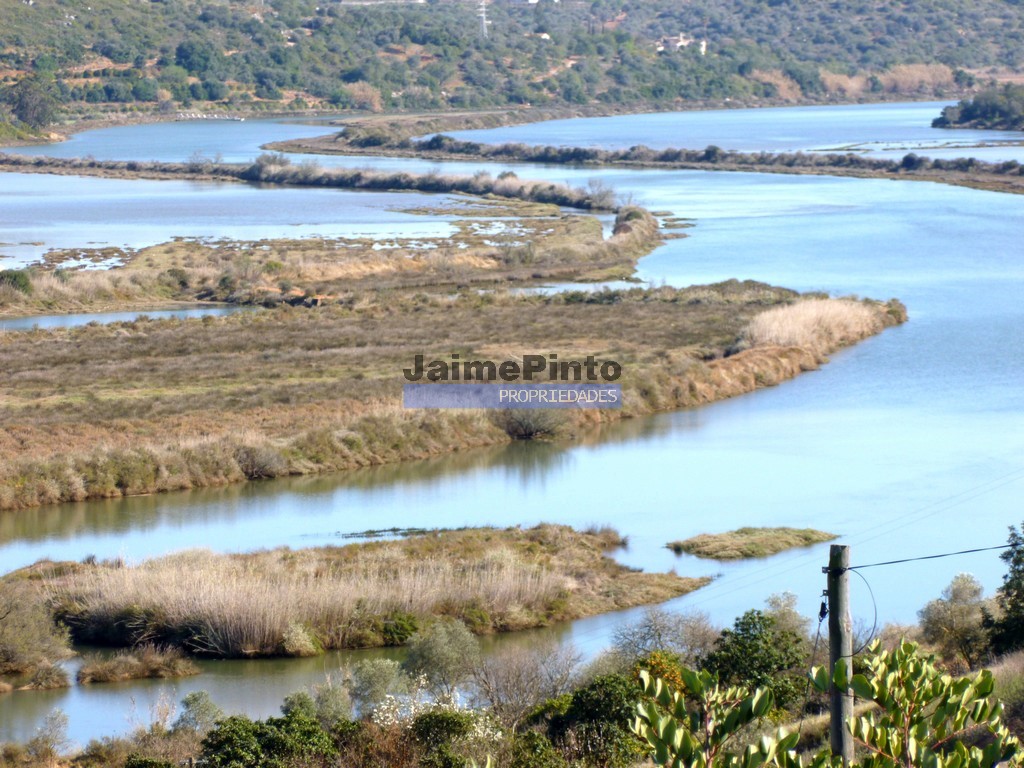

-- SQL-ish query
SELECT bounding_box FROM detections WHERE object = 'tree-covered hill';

[1,0,1023,126]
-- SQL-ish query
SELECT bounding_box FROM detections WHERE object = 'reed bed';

[44,525,705,658]
[76,644,199,684]
[742,298,902,359]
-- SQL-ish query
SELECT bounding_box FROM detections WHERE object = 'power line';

[844,544,1012,572]
[846,466,1024,549]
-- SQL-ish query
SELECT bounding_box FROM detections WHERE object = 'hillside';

[1,0,1023,126]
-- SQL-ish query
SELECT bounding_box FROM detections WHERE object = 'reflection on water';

[0,438,579,561]
[0,306,246,331]
[0,173,461,268]
[0,415,691,564]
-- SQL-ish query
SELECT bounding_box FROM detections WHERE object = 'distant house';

[656,33,706,55]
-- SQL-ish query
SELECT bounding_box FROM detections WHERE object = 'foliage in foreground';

[811,640,1020,768]
[638,640,1021,768]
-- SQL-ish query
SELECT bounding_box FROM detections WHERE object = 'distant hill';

[1,0,1022,125]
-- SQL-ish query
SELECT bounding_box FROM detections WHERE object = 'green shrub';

[174,690,224,735]
[347,658,408,711]
[403,619,480,696]
[550,674,644,768]
[0,269,32,294]
[281,691,317,719]
[201,716,265,768]
[282,622,321,657]
[382,611,418,645]
[420,743,465,768]
[700,609,805,710]
[124,756,176,768]
[162,267,189,289]
[201,711,335,768]
[0,582,71,675]
[508,731,567,768]
[411,709,475,750]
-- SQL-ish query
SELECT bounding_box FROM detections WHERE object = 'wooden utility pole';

[827,544,854,767]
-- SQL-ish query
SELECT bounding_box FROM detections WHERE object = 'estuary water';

[446,100,1024,163]
[1,102,1023,744]
[0,172,465,268]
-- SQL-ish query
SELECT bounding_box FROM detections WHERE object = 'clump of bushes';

[0,268,32,294]
[0,581,72,680]
[77,644,200,684]
[488,409,567,440]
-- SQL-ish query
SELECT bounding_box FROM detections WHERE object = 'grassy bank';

[0,283,905,512]
[0,286,905,511]
[270,122,1024,197]
[36,524,706,657]
[667,527,838,559]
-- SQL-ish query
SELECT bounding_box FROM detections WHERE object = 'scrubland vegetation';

[0,580,72,686]
[31,525,705,658]
[0,151,618,210]
[0,0,1007,137]
[0,194,647,315]
[668,527,837,560]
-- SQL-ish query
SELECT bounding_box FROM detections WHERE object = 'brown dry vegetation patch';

[668,527,838,559]
[1,201,650,317]
[0,285,905,511]
[76,644,200,683]
[39,524,707,657]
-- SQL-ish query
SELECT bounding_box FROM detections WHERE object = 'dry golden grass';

[819,70,869,98]
[668,527,837,559]
[750,70,803,101]
[42,524,707,657]
[743,298,905,359]
[878,64,954,93]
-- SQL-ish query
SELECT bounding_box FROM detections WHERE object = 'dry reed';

[45,525,706,657]
[76,644,199,683]
[743,298,900,359]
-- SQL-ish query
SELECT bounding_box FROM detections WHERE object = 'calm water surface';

[0,172,463,268]
[446,101,1024,162]
[0,306,248,331]
[1,104,1023,744]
